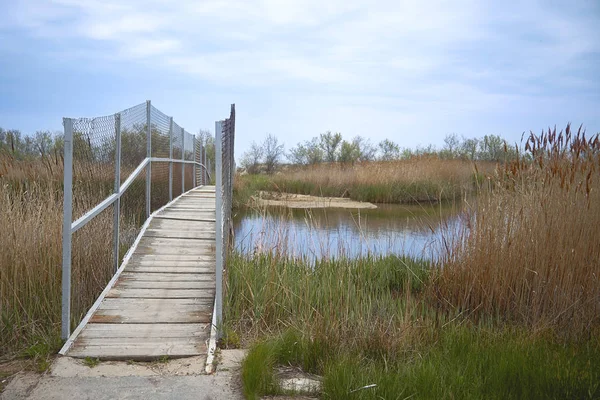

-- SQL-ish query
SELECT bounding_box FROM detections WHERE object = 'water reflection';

[233,203,464,261]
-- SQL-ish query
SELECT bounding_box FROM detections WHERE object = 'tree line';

[241,131,520,173]
[0,126,216,170]
[0,128,64,162]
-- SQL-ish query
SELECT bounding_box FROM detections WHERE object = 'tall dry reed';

[238,157,496,205]
[0,156,156,359]
[434,125,600,337]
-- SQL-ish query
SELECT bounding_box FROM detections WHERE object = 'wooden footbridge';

[58,102,235,365]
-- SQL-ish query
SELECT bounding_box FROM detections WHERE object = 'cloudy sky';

[1,0,599,159]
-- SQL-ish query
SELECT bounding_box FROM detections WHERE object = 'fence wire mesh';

[71,114,117,221]
[61,100,218,339]
[172,121,184,195]
[215,104,236,327]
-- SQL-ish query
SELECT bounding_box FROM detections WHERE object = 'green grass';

[18,336,61,372]
[225,252,430,345]
[227,252,600,399]
[83,357,100,368]
[242,327,600,400]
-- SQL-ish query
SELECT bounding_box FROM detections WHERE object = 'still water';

[233,203,465,261]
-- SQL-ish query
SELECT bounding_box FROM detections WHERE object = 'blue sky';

[1,0,599,159]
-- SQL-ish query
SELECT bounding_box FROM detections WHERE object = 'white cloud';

[3,0,599,154]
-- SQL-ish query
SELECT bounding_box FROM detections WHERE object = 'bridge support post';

[169,117,173,201]
[61,118,74,340]
[113,113,122,273]
[145,100,151,219]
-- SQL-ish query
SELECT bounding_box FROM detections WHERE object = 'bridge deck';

[65,186,216,360]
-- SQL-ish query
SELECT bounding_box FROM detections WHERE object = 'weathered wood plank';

[132,255,215,262]
[138,237,215,246]
[75,337,205,346]
[68,344,207,360]
[144,230,215,239]
[156,214,216,221]
[134,246,214,256]
[127,260,214,267]
[127,261,214,268]
[79,323,209,338]
[148,221,215,231]
[126,266,214,274]
[107,288,215,298]
[119,272,215,281]
[98,298,212,308]
[90,309,212,324]
[116,280,215,290]
[153,215,216,222]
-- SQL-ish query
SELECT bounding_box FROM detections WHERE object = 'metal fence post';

[145,100,151,218]
[169,117,173,201]
[201,145,206,185]
[193,136,197,188]
[112,113,122,273]
[181,128,185,194]
[214,120,223,331]
[61,118,74,340]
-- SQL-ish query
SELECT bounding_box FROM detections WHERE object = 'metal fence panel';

[214,104,235,332]
[60,100,221,340]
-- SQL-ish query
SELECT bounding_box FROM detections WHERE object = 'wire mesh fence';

[215,104,236,327]
[61,100,216,340]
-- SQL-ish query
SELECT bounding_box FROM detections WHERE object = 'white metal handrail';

[71,157,211,234]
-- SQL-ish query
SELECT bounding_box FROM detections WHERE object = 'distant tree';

[263,134,285,174]
[288,137,324,165]
[378,139,401,161]
[34,130,53,158]
[287,142,309,165]
[479,134,505,161]
[352,136,377,161]
[0,128,6,153]
[338,140,360,164]
[304,138,324,165]
[240,141,264,174]
[440,133,460,159]
[459,137,479,160]
[400,147,415,159]
[414,144,437,157]
[196,129,215,170]
[6,129,23,156]
[319,131,342,163]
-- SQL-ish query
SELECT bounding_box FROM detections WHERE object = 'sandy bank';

[252,191,377,209]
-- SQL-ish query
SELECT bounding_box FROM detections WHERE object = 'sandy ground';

[254,191,377,209]
[1,350,246,400]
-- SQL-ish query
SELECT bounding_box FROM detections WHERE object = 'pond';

[233,202,466,261]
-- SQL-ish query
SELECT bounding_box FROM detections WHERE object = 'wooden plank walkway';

[65,186,216,360]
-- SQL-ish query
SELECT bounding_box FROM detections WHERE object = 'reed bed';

[434,125,600,337]
[235,157,495,205]
[0,156,185,360]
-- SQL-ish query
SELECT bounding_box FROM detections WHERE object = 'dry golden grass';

[434,125,600,337]
[237,157,497,205]
[0,155,179,359]
[0,157,116,358]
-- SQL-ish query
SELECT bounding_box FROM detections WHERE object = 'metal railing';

[60,100,213,340]
[214,104,236,329]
